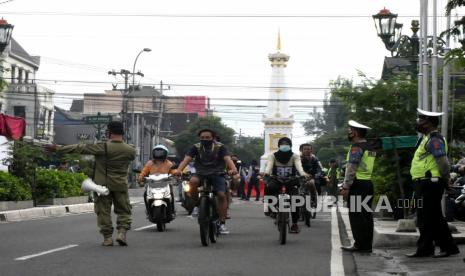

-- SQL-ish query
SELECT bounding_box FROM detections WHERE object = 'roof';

[10,38,40,69]
[54,106,85,121]
[70,99,84,112]
[128,86,161,98]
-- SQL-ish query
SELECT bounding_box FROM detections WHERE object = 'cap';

[348,120,371,129]
[417,108,443,117]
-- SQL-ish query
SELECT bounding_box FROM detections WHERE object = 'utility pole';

[155,81,170,145]
[108,69,133,143]
[441,14,451,139]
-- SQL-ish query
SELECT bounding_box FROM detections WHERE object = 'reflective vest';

[346,142,376,180]
[410,133,447,180]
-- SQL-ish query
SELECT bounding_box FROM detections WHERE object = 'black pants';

[267,178,299,224]
[414,179,458,254]
[348,179,374,250]
[247,180,260,200]
[237,179,246,199]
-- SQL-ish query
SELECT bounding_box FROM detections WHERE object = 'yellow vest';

[410,133,448,180]
[346,143,376,180]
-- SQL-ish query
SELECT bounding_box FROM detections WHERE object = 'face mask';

[415,119,427,133]
[200,139,213,147]
[347,133,354,142]
[279,145,291,152]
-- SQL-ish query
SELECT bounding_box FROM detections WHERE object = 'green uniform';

[58,140,136,238]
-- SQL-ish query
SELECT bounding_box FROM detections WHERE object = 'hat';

[417,108,443,117]
[153,145,169,154]
[348,120,371,129]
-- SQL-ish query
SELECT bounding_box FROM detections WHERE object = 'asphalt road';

[0,198,337,276]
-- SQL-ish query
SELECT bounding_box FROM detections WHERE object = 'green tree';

[173,116,235,158]
[230,136,264,165]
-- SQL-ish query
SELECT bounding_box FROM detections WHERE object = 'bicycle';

[267,175,303,245]
[197,173,224,246]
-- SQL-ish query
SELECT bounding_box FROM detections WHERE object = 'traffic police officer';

[341,120,376,253]
[46,121,136,246]
[406,109,459,258]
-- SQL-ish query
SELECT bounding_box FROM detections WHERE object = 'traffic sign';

[85,115,112,125]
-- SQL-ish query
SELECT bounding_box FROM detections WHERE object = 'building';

[260,32,294,170]
[0,38,54,141]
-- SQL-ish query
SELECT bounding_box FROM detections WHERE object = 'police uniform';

[342,120,376,252]
[58,140,136,240]
[409,109,459,257]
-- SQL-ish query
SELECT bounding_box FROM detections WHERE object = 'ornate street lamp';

[0,18,14,54]
[454,16,465,48]
[373,8,420,59]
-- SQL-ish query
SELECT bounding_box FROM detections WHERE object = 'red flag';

[0,114,26,140]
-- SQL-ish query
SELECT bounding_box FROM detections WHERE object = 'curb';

[0,199,143,222]
[338,207,465,247]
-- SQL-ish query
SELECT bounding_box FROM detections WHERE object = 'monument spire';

[277,30,281,52]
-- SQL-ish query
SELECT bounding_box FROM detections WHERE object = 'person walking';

[246,160,261,201]
[46,121,135,246]
[406,109,459,258]
[340,120,376,253]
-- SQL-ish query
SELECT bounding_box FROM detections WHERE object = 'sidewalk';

[338,207,465,275]
[0,189,144,222]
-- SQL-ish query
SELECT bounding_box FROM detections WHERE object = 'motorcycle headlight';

[184,184,191,192]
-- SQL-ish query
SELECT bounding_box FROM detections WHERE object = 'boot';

[101,237,113,246]
[116,229,127,246]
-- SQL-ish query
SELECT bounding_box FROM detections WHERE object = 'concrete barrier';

[43,206,67,217]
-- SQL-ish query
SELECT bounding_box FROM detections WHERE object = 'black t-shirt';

[301,155,321,176]
[187,142,229,175]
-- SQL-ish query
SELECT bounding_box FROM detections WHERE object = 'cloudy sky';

[2,0,461,145]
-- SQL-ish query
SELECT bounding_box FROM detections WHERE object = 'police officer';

[406,109,459,258]
[46,121,136,246]
[341,120,376,253]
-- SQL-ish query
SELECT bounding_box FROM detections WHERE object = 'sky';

[1,0,461,147]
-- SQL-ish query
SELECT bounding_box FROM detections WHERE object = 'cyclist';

[264,137,309,234]
[174,129,239,235]
[299,144,319,209]
[138,145,176,219]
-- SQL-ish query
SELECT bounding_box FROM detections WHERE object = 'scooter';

[181,172,196,215]
[145,174,176,232]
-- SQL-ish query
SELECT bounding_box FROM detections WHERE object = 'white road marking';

[330,207,345,276]
[134,224,156,231]
[15,244,79,261]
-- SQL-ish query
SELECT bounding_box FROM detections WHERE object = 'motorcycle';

[181,172,196,215]
[144,174,176,232]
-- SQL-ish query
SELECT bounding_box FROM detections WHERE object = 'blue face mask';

[279,145,291,152]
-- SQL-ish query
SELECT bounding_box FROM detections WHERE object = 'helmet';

[152,145,169,160]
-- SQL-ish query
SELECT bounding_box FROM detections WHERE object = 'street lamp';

[373,8,420,61]
[0,18,14,54]
[454,16,465,48]
[130,48,151,165]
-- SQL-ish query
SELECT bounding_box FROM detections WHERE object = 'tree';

[302,77,350,136]
[230,136,264,165]
[173,116,235,158]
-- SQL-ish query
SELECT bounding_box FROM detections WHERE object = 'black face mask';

[347,133,354,142]
[200,139,213,147]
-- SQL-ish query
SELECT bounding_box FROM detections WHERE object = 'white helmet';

[152,145,169,160]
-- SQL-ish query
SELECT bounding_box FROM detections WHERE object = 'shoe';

[290,224,300,234]
[405,252,433,258]
[101,237,113,246]
[191,207,199,217]
[341,246,372,253]
[434,249,460,258]
[255,198,260,201]
[226,213,231,219]
[219,224,230,235]
[116,229,127,246]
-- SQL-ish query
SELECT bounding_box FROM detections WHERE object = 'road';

[0,198,346,276]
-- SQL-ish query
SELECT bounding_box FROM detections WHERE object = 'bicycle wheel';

[198,196,210,246]
[278,212,287,245]
[209,198,218,243]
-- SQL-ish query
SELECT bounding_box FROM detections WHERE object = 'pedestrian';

[406,109,459,258]
[45,121,136,246]
[327,159,340,199]
[341,120,376,253]
[231,154,246,199]
[246,159,261,201]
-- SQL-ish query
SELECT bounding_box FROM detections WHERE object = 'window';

[14,106,26,118]
[18,68,23,83]
[10,65,15,83]
[25,71,29,83]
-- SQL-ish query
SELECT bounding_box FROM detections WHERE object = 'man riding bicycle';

[299,144,320,208]
[264,137,309,234]
[174,128,239,235]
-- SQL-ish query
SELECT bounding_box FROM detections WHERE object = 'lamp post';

[130,48,151,165]
[0,18,14,90]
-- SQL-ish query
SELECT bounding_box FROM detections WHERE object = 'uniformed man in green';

[340,120,376,253]
[406,109,459,258]
[46,121,136,246]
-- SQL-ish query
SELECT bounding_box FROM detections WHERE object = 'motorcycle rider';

[299,144,320,209]
[138,145,176,219]
[174,128,239,235]
[264,137,309,234]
